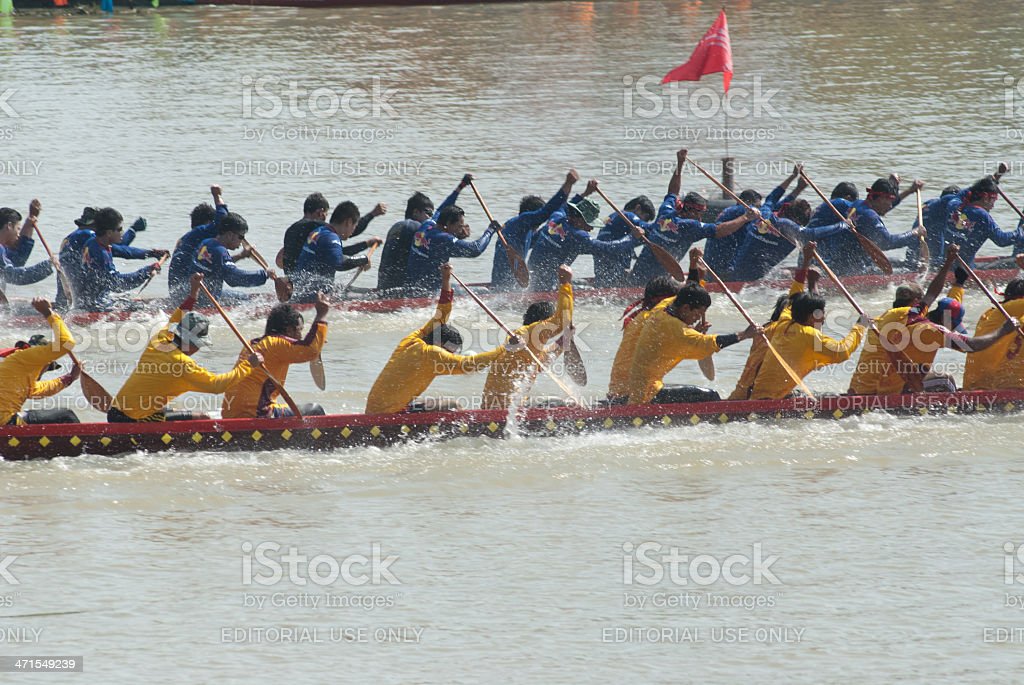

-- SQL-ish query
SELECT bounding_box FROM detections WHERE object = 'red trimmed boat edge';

[5,259,1019,328]
[2,389,1022,460]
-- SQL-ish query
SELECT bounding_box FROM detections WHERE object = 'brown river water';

[2,0,1024,682]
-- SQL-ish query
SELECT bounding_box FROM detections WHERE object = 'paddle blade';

[274,277,293,303]
[310,356,326,390]
[80,371,113,413]
[647,241,687,281]
[854,232,893,275]
[509,252,530,288]
[564,339,588,386]
[698,355,715,381]
[917,236,930,273]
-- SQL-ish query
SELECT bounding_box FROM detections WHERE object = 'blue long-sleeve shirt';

[728,216,847,281]
[58,228,149,309]
[904,190,967,267]
[945,199,1024,265]
[629,194,717,285]
[406,219,496,293]
[194,237,267,301]
[816,199,917,275]
[527,197,639,291]
[807,198,855,229]
[593,211,651,287]
[376,187,462,293]
[491,188,568,291]
[78,237,152,311]
[168,203,229,299]
[293,225,370,299]
[701,186,794,274]
[0,240,51,287]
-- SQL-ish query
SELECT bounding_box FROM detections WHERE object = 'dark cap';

[868,178,898,197]
[74,207,98,228]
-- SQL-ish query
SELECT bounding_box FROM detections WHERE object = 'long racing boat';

[2,389,1022,460]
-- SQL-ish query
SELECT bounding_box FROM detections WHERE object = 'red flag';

[661,9,733,92]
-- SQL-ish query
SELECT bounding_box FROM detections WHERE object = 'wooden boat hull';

[4,258,1018,328]
[3,389,1022,460]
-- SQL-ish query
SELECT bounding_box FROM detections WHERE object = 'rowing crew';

[7,151,1024,313]
[4,238,1024,427]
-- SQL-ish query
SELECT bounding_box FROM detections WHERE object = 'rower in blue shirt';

[78,208,161,312]
[194,213,274,305]
[704,164,808,274]
[815,178,924,276]
[491,170,578,291]
[806,181,859,230]
[629,150,754,285]
[293,201,383,301]
[377,176,470,294]
[169,186,231,302]
[593,194,655,288]
[0,204,53,294]
[728,200,848,281]
[945,176,1024,266]
[903,185,965,268]
[58,207,165,311]
[527,180,642,292]
[406,200,499,295]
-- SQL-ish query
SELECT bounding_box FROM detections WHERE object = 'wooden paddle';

[449,271,586,406]
[798,170,894,275]
[467,181,530,288]
[341,243,379,297]
[997,186,1024,219]
[914,188,930,270]
[699,258,815,400]
[197,281,303,418]
[954,254,1024,341]
[687,159,784,239]
[698,314,716,381]
[28,212,77,310]
[67,351,114,413]
[561,326,588,387]
[593,187,686,282]
[137,254,169,295]
[242,239,292,303]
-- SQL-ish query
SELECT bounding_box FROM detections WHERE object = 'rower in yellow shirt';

[482,264,574,409]
[963,276,1024,390]
[0,298,81,425]
[109,273,263,422]
[849,245,1014,395]
[607,276,678,401]
[627,282,759,404]
[729,242,820,401]
[223,293,329,418]
[365,263,513,414]
[750,282,869,400]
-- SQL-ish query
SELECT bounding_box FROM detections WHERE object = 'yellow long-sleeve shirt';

[750,321,865,400]
[222,321,328,418]
[365,292,506,414]
[0,314,76,424]
[112,304,253,419]
[963,298,1024,390]
[849,285,966,395]
[482,283,573,409]
[608,297,672,399]
[626,308,721,404]
[728,277,806,401]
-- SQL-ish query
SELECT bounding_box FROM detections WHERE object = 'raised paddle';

[954,253,1024,341]
[687,159,784,239]
[136,254,169,295]
[198,280,303,418]
[467,180,530,288]
[914,188,931,271]
[242,239,292,303]
[449,271,587,406]
[699,258,815,400]
[798,169,894,275]
[593,187,687,282]
[997,186,1024,219]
